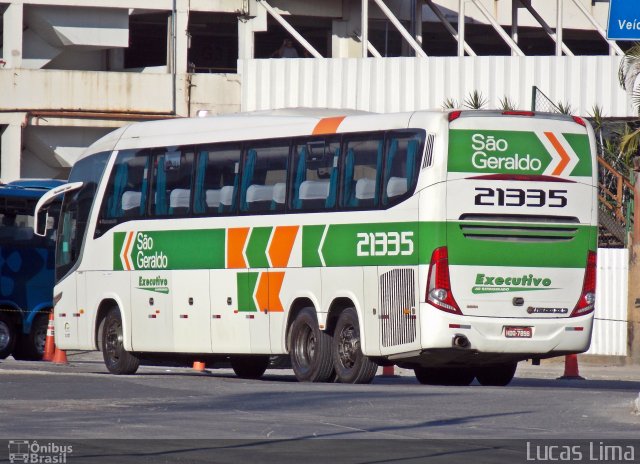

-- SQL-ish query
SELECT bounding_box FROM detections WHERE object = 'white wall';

[240,56,633,117]
[588,248,629,357]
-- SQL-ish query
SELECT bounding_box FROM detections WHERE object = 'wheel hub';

[0,322,10,351]
[338,325,358,368]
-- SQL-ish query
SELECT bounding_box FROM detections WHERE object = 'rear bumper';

[418,302,593,356]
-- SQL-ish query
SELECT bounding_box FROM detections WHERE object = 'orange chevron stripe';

[123,231,135,271]
[268,226,299,268]
[268,271,285,312]
[312,116,346,135]
[227,227,250,268]
[255,272,269,312]
[545,132,570,176]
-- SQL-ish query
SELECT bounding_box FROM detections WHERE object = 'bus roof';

[0,179,66,201]
[82,109,452,160]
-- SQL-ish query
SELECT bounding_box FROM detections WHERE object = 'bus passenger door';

[130,270,173,352]
[74,271,93,350]
[53,273,78,350]
[172,270,211,353]
[210,269,251,354]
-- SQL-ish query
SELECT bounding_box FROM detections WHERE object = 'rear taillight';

[426,247,462,315]
[570,250,596,317]
[502,111,535,117]
[572,116,586,127]
[448,111,462,122]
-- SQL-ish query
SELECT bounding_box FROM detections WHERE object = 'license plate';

[505,326,532,338]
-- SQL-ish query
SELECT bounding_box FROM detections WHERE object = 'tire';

[414,367,475,386]
[289,307,334,382]
[12,313,49,361]
[332,308,378,384]
[231,355,269,379]
[475,363,518,386]
[0,313,17,360]
[102,307,139,375]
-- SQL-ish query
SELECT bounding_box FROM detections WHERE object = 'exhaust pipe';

[452,334,470,349]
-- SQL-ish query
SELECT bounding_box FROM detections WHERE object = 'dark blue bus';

[0,179,64,360]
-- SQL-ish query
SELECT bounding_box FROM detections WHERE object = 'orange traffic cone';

[52,347,68,365]
[193,361,206,372]
[557,354,585,380]
[381,365,396,377]
[42,312,55,362]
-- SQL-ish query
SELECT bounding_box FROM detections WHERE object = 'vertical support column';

[630,175,640,363]
[2,3,24,68]
[556,0,563,57]
[361,0,368,57]
[511,0,519,57]
[458,0,465,57]
[173,0,191,117]
[238,2,267,60]
[414,0,423,46]
[0,123,23,182]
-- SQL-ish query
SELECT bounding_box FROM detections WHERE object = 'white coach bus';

[35,109,597,385]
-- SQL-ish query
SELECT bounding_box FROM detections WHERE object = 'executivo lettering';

[473,273,554,294]
[136,275,169,294]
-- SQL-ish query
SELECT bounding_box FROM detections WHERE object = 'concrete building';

[0,0,632,181]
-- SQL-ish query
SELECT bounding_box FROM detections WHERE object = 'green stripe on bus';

[246,227,272,268]
[302,225,325,267]
[446,222,597,268]
[448,130,552,175]
[237,271,259,312]
[563,133,592,176]
[114,229,225,271]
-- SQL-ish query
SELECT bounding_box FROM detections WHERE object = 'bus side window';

[193,144,241,215]
[240,143,289,213]
[100,150,149,221]
[150,149,194,217]
[291,138,340,211]
[382,131,424,207]
[339,136,383,209]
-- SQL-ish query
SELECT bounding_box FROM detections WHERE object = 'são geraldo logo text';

[120,232,169,270]
[471,134,543,171]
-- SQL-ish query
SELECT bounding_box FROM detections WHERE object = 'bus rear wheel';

[414,367,475,386]
[12,313,48,360]
[289,307,334,382]
[231,355,269,379]
[332,308,378,384]
[102,307,139,375]
[475,363,517,386]
[0,313,17,360]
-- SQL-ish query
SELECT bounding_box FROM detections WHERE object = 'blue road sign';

[608,0,640,40]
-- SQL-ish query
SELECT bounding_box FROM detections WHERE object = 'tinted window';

[150,148,194,217]
[291,138,340,211]
[193,145,241,214]
[240,143,289,213]
[57,152,110,281]
[340,135,384,209]
[382,131,424,207]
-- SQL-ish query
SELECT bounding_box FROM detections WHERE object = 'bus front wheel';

[12,313,49,360]
[102,307,139,375]
[231,355,269,379]
[332,308,378,384]
[289,307,334,382]
[0,313,17,359]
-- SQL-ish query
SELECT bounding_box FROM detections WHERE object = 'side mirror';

[33,181,84,237]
